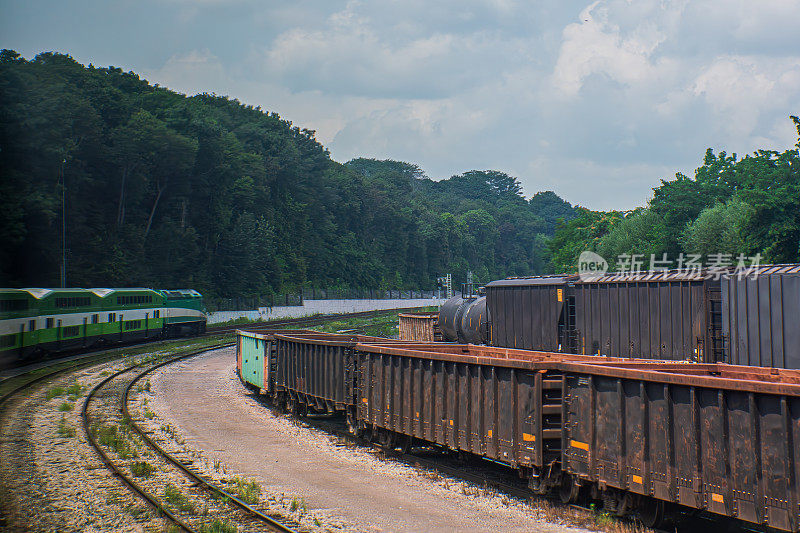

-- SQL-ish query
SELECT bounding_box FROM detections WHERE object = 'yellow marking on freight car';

[570,440,589,451]
[557,289,563,302]
[523,433,535,442]
[450,420,453,426]
[362,398,368,404]
[632,475,643,484]
[711,493,724,503]
[416,411,419,417]
[487,429,493,438]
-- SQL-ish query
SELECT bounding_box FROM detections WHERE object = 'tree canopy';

[0,50,572,295]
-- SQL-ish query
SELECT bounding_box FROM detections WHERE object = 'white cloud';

[550,0,685,97]
[22,0,798,210]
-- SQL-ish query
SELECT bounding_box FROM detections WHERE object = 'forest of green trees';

[1,50,798,298]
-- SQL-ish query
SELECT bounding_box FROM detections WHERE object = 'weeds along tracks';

[82,344,298,533]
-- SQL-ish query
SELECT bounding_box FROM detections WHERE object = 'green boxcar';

[0,287,203,367]
[238,331,268,390]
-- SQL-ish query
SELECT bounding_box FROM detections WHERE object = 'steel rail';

[81,354,204,533]
[123,349,297,533]
[1,349,142,408]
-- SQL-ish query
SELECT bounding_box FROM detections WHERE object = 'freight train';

[0,287,206,366]
[439,264,800,369]
[236,329,800,532]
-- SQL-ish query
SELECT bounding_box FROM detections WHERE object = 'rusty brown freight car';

[351,342,652,487]
[272,333,442,419]
[561,361,800,531]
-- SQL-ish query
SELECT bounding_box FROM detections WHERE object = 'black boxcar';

[571,270,722,361]
[485,276,568,352]
[721,264,800,368]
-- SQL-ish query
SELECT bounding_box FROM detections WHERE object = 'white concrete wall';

[208,298,445,325]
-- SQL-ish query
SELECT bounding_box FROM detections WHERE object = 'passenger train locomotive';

[237,264,800,532]
[0,287,206,365]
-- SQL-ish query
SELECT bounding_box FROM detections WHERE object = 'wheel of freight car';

[289,398,300,418]
[398,434,413,455]
[272,396,286,413]
[559,474,580,504]
[297,402,309,418]
[346,410,362,437]
[638,497,665,529]
[374,428,396,450]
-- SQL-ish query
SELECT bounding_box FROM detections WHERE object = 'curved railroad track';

[82,344,298,533]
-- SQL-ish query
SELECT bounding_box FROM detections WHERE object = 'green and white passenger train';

[0,287,206,366]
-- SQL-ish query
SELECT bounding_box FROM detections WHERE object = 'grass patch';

[46,386,65,400]
[289,497,306,513]
[130,460,155,478]
[124,504,150,519]
[163,484,195,513]
[95,423,137,459]
[227,477,260,505]
[199,519,237,533]
[66,381,84,396]
[58,401,73,411]
[56,416,76,438]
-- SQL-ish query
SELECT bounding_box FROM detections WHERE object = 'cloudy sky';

[2,0,799,209]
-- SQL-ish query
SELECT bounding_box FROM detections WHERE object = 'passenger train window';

[46,318,54,329]
[92,314,99,324]
[109,313,116,322]
[29,320,36,331]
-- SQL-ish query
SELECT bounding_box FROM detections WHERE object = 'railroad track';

[82,343,298,533]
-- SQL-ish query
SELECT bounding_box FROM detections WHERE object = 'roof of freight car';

[484,264,800,287]
[581,263,800,283]
[485,275,572,287]
[575,269,710,283]
[730,263,800,275]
